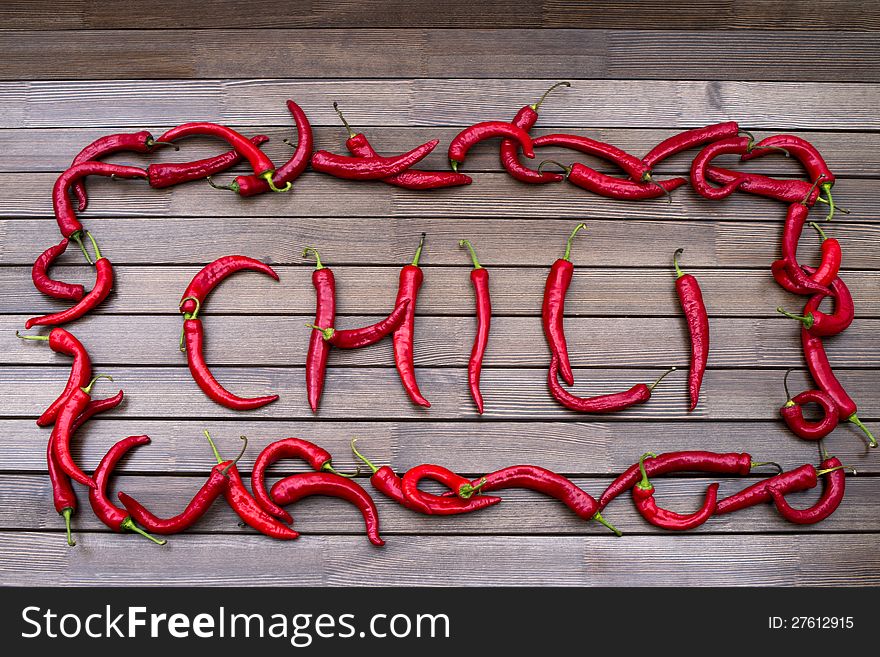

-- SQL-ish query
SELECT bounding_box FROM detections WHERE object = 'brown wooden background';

[1,1,879,586]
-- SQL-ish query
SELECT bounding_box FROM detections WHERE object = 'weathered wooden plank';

[3,266,879,317]
[3,419,875,476]
[2,29,878,81]
[3,127,878,178]
[1,473,875,535]
[2,79,878,129]
[4,314,880,369]
[1,532,876,586]
[2,366,878,423]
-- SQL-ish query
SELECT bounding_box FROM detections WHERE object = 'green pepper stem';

[322,462,360,478]
[457,477,488,500]
[306,324,335,341]
[782,368,795,401]
[531,81,571,111]
[204,430,223,464]
[207,176,238,192]
[636,452,658,490]
[648,366,677,391]
[816,464,856,477]
[16,331,49,341]
[592,511,622,537]
[458,239,482,269]
[673,248,685,278]
[61,507,76,547]
[85,231,102,261]
[82,373,112,395]
[776,306,813,329]
[302,246,324,269]
[809,221,828,242]
[537,159,571,178]
[333,101,357,139]
[751,461,783,474]
[821,183,836,221]
[350,439,379,474]
[412,232,426,266]
[70,232,93,265]
[846,414,877,448]
[562,223,588,261]
[799,176,824,207]
[149,139,179,151]
[180,296,201,320]
[120,517,167,545]
[449,159,459,172]
[259,170,292,193]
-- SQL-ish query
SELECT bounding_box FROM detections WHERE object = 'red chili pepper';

[772,203,832,296]
[204,432,299,540]
[806,222,842,287]
[89,435,166,545]
[179,255,279,317]
[332,103,472,190]
[549,355,676,414]
[351,440,501,515]
[25,233,114,330]
[801,323,876,447]
[632,453,718,531]
[500,82,569,184]
[309,300,410,349]
[312,139,439,181]
[599,450,767,509]
[690,136,755,200]
[17,328,91,427]
[542,223,585,386]
[640,121,741,171]
[251,437,353,524]
[448,121,535,172]
[779,369,839,441]
[768,455,849,524]
[69,388,124,434]
[158,122,289,192]
[47,436,77,546]
[740,135,841,219]
[32,238,85,301]
[715,463,825,514]
[270,472,385,546]
[303,247,336,413]
[54,162,147,262]
[148,135,269,188]
[705,166,821,204]
[673,249,709,411]
[777,272,853,338]
[457,465,620,535]
[210,101,314,196]
[393,234,430,407]
[402,464,504,516]
[532,133,649,182]
[70,130,172,211]
[540,160,686,201]
[459,240,491,414]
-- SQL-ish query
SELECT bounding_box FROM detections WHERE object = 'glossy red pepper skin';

[148,135,268,188]
[312,139,439,180]
[641,121,740,171]
[705,166,820,204]
[224,465,299,540]
[780,389,839,441]
[29,328,91,428]
[70,130,158,211]
[32,239,85,301]
[230,101,314,196]
[158,122,276,177]
[768,457,845,524]
[548,354,652,413]
[740,134,835,187]
[47,434,77,546]
[50,388,97,488]
[270,472,385,546]
[251,437,338,524]
[715,464,818,515]
[306,264,336,413]
[70,389,125,434]
[346,133,472,189]
[461,241,491,414]
[599,451,753,509]
[501,107,563,184]
[402,464,503,515]
[393,237,430,407]
[183,318,279,410]
[25,257,113,330]
[674,250,709,411]
[633,481,718,531]
[118,461,234,535]
[792,275,854,337]
[690,137,754,200]
[772,203,831,296]
[89,435,151,532]
[566,164,686,199]
[532,133,649,181]
[448,121,535,170]
[317,300,409,349]
[811,232,842,288]
[179,255,279,316]
[541,225,584,387]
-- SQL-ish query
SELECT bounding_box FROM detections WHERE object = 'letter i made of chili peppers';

[460,240,491,413]
[673,249,709,411]
[393,233,430,407]
[542,223,587,386]
[304,247,336,413]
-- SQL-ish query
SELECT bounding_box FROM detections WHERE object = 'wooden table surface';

[1,2,879,586]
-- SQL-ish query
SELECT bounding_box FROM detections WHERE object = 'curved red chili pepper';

[448,121,535,171]
[640,121,740,171]
[214,101,313,196]
[690,136,754,200]
[179,255,279,316]
[25,233,114,330]
[632,453,718,531]
[779,370,839,441]
[543,161,686,200]
[807,222,841,287]
[768,456,848,524]
[70,388,125,434]
[674,249,709,411]
[500,82,569,184]
[715,464,819,515]
[402,464,503,516]
[548,354,676,414]
[532,133,649,182]
[801,323,876,447]
[772,203,832,296]
[705,166,821,205]
[70,130,169,211]
[303,247,336,413]
[460,240,491,414]
[312,139,439,180]
[311,300,409,350]
[148,135,269,188]
[32,238,85,301]
[270,472,385,546]
[17,328,91,427]
[47,435,77,546]
[393,234,430,407]
[158,122,289,192]
[542,223,585,387]
[53,162,147,261]
[777,272,853,338]
[89,435,166,544]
